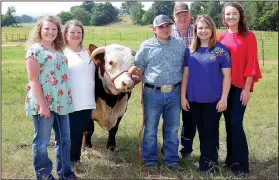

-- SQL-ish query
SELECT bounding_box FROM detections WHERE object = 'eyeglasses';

[157,24,172,29]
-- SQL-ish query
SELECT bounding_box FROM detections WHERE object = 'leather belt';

[145,82,181,93]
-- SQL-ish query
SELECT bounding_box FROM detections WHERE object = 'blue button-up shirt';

[135,36,185,86]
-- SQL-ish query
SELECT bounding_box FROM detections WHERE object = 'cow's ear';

[90,46,105,64]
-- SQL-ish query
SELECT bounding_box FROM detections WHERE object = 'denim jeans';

[69,109,92,163]
[223,85,249,174]
[142,85,181,166]
[180,109,196,157]
[190,102,221,172]
[32,112,76,179]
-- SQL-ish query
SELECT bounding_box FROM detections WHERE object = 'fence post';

[19,33,20,41]
[12,34,14,41]
[261,33,264,66]
[25,34,27,41]
[120,32,121,41]
[5,34,8,41]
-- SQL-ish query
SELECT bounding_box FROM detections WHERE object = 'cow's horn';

[90,46,105,59]
[131,50,137,56]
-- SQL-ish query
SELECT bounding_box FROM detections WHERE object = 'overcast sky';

[1,2,154,17]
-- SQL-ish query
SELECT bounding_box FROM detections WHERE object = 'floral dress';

[25,43,74,115]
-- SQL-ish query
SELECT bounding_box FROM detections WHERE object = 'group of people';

[131,1,262,175]
[24,1,262,179]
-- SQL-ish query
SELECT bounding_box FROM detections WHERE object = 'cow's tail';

[138,82,145,168]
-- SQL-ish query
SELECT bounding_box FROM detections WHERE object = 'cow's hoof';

[107,146,116,152]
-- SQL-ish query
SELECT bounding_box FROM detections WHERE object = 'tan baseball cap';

[174,2,189,15]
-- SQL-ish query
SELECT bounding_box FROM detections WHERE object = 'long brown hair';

[221,2,248,36]
[190,15,217,53]
[63,20,85,47]
[25,15,64,51]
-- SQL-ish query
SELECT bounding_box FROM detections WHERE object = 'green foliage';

[142,9,156,25]
[82,1,96,12]
[71,7,91,26]
[1,6,18,27]
[18,14,34,23]
[91,3,119,26]
[131,3,145,25]
[190,1,222,28]
[151,1,175,19]
[120,1,142,16]
[57,11,73,25]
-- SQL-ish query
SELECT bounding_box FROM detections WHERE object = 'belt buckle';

[161,84,173,93]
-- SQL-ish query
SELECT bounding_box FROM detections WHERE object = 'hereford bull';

[83,44,140,152]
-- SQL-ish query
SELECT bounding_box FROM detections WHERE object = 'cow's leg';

[82,120,95,150]
[107,117,122,152]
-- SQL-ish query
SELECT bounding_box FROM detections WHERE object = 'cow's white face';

[91,44,137,95]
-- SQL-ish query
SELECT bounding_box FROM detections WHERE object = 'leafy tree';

[20,14,34,23]
[120,1,142,16]
[190,1,222,28]
[82,1,96,12]
[131,3,145,25]
[90,2,119,25]
[57,11,73,24]
[2,6,18,27]
[142,9,156,25]
[71,7,91,26]
[150,1,175,18]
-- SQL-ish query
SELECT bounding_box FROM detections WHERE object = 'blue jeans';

[142,85,181,166]
[32,112,76,179]
[223,85,249,174]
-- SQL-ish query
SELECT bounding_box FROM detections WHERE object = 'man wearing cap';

[131,14,185,173]
[172,2,196,160]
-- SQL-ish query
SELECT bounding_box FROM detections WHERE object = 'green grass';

[2,63,278,179]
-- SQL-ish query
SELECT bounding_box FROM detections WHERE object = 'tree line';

[1,1,278,31]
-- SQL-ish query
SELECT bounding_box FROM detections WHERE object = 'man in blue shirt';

[131,15,185,173]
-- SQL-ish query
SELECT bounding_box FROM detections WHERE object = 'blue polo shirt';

[135,36,185,86]
[184,42,231,103]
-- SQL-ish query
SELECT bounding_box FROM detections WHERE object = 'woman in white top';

[63,20,96,172]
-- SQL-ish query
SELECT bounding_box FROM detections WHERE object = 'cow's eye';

[109,61,115,67]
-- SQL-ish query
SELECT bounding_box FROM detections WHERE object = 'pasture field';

[1,18,278,179]
[1,63,278,179]
[1,20,278,62]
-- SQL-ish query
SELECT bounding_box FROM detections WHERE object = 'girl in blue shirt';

[181,15,231,172]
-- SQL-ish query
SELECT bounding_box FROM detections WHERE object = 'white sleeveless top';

[64,47,96,112]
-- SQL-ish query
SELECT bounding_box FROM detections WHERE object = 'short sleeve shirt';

[184,42,231,103]
[135,36,185,86]
[25,43,74,115]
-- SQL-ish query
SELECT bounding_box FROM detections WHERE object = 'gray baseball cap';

[153,14,173,27]
[174,2,189,15]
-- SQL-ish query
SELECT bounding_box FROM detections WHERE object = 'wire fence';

[2,32,277,64]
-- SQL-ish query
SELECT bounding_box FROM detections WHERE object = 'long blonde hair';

[25,15,64,51]
[190,15,217,53]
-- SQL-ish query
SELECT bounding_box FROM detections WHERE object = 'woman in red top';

[218,2,262,175]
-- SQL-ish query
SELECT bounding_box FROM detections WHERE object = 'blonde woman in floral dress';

[25,15,76,180]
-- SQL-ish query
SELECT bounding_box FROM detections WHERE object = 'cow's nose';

[122,81,127,86]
